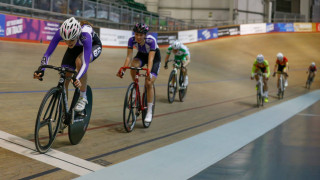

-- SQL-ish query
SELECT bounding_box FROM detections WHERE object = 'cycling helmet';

[133,23,149,34]
[311,62,316,67]
[257,54,264,63]
[60,17,81,40]
[172,40,182,50]
[277,52,284,61]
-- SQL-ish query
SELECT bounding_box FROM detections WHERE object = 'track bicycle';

[119,67,155,132]
[275,72,287,99]
[166,59,188,103]
[255,72,265,107]
[34,65,93,153]
[306,72,315,89]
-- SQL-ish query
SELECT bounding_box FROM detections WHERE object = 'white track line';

[0,131,104,176]
[76,90,320,180]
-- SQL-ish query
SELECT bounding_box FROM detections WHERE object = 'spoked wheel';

[68,85,93,145]
[123,82,138,132]
[34,87,62,154]
[167,70,177,103]
[179,71,187,102]
[142,85,155,128]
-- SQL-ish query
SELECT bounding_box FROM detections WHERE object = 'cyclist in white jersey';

[164,40,190,89]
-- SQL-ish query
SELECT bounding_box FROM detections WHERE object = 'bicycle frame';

[169,59,185,90]
[120,67,149,111]
[255,73,264,97]
[39,65,80,124]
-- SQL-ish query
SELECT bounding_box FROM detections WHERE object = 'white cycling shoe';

[74,97,88,112]
[144,111,152,123]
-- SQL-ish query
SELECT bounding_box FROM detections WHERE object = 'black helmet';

[133,23,149,34]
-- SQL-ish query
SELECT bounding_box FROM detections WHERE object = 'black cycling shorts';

[277,65,286,72]
[134,48,161,77]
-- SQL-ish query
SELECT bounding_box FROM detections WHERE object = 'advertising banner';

[178,30,198,43]
[266,23,274,32]
[157,32,178,45]
[100,27,132,46]
[293,23,312,32]
[4,14,59,41]
[0,14,5,37]
[273,23,294,32]
[317,23,320,32]
[198,28,218,41]
[240,23,266,35]
[217,26,240,37]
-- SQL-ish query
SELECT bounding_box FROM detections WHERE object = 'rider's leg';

[130,59,141,81]
[277,73,280,89]
[74,53,89,111]
[144,76,156,122]
[263,77,269,98]
[182,66,188,86]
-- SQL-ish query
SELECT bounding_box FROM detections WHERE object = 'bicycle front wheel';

[123,82,137,132]
[167,70,177,103]
[34,87,62,154]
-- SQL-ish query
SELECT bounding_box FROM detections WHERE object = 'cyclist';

[251,54,270,102]
[306,62,317,86]
[272,52,289,94]
[117,23,161,123]
[164,40,190,92]
[34,17,102,112]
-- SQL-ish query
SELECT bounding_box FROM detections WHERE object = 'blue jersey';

[42,25,96,80]
[128,35,158,53]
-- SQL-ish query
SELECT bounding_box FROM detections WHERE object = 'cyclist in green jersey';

[251,54,270,102]
[164,40,190,91]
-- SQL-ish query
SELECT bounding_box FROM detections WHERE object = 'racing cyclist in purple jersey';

[33,17,102,112]
[117,23,161,123]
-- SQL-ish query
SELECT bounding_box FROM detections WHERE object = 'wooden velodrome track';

[0,32,319,179]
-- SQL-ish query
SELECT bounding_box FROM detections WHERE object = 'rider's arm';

[265,61,271,77]
[42,30,63,69]
[123,48,133,67]
[76,32,92,80]
[183,55,191,67]
[251,62,257,77]
[164,54,170,66]
[273,62,278,74]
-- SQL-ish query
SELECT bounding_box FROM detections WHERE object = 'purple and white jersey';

[128,35,158,53]
[42,25,94,80]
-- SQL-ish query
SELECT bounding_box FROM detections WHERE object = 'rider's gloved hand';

[164,62,168,69]
[250,76,254,80]
[34,70,44,81]
[117,68,125,78]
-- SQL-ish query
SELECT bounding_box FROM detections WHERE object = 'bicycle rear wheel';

[123,82,137,132]
[34,87,62,154]
[179,70,187,102]
[167,70,177,103]
[142,85,155,128]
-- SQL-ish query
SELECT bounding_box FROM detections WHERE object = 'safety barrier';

[0,13,319,47]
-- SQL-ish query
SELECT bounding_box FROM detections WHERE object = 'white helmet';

[311,62,316,67]
[257,54,264,63]
[172,40,182,50]
[277,52,284,61]
[60,17,81,40]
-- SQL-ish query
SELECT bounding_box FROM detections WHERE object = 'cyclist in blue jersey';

[34,17,102,112]
[117,23,161,123]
